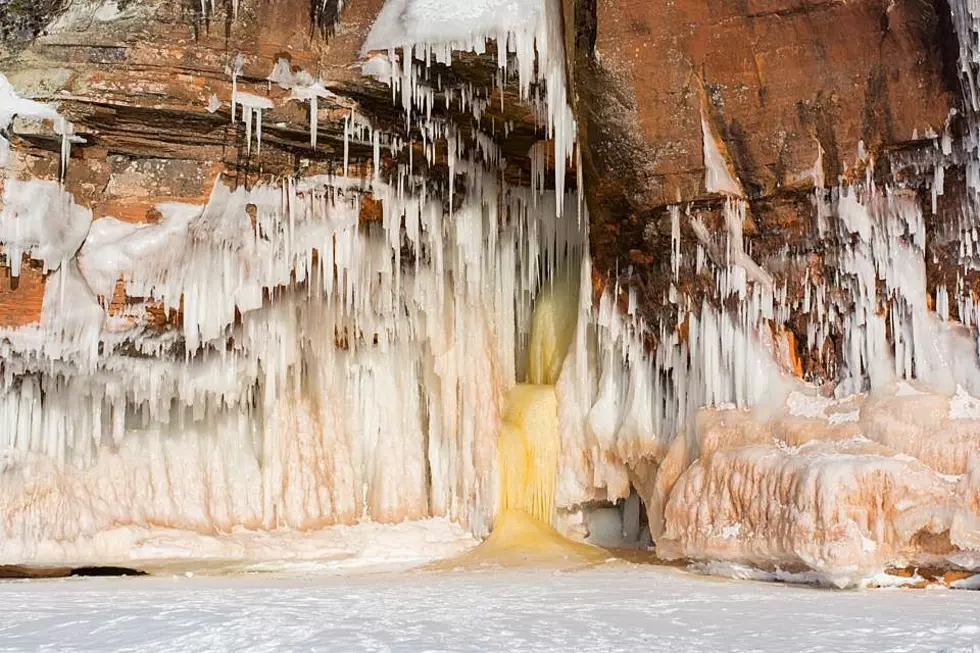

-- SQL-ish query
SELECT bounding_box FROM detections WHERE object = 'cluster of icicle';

[0,0,585,562]
[546,37,980,581]
[1,0,979,582]
[553,184,980,582]
[360,0,578,218]
[0,174,586,560]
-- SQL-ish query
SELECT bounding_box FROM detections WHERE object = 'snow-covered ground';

[0,564,977,653]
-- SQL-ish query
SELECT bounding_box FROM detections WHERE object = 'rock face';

[1,0,979,582]
[570,0,964,360]
[575,0,957,205]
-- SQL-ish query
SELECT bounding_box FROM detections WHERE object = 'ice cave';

[1,0,980,621]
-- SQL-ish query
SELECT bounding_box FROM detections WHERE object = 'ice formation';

[496,269,580,527]
[0,0,979,584]
[0,0,587,565]
[545,182,980,579]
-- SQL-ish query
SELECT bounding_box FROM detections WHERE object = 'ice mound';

[652,388,980,584]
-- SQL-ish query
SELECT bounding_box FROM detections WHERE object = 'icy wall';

[0,0,979,583]
[0,0,583,563]
[547,0,980,582]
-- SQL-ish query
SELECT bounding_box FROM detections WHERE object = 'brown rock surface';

[568,0,966,379]
[0,261,45,328]
[574,0,956,207]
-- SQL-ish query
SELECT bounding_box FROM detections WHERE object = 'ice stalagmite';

[449,264,607,568]
[496,267,579,527]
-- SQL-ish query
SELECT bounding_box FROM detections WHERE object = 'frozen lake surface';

[0,564,977,653]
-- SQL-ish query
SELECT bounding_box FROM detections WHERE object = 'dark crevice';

[0,565,147,579]
[69,566,147,577]
[934,0,966,97]
[310,0,342,39]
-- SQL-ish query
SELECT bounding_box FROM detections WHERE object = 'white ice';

[0,566,977,653]
[361,0,542,53]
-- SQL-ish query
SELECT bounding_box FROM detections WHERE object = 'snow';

[0,74,61,137]
[950,385,980,419]
[0,73,80,175]
[361,0,543,53]
[0,517,476,572]
[0,73,60,155]
[0,565,977,653]
[0,179,93,278]
[952,574,980,590]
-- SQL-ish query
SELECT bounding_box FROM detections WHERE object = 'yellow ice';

[439,268,611,568]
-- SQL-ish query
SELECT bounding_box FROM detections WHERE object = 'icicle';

[310,96,318,148]
[229,55,244,124]
[670,205,681,281]
[343,114,350,176]
[236,93,273,156]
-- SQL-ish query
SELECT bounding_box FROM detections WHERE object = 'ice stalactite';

[227,54,244,124]
[236,93,273,156]
[267,58,336,148]
[361,0,577,214]
[550,125,980,576]
[950,0,980,198]
[0,160,584,559]
[0,0,585,558]
[551,192,980,580]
